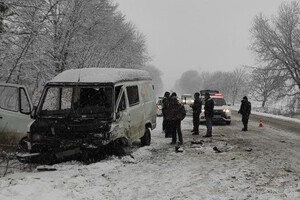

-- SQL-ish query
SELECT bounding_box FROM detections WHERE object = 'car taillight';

[214,93,223,97]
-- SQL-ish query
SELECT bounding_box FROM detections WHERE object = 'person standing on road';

[190,92,202,135]
[166,92,186,145]
[203,92,214,137]
[238,96,251,131]
[162,91,170,137]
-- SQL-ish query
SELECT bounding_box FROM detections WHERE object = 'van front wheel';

[141,128,151,146]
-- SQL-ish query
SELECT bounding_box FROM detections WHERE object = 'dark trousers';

[193,112,200,134]
[242,114,249,130]
[205,116,212,136]
[163,116,166,131]
[164,120,172,137]
[170,120,183,143]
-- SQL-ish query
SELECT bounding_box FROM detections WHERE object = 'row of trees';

[174,68,248,106]
[175,1,300,116]
[0,0,163,101]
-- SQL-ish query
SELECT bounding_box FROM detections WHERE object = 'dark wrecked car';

[8,68,157,163]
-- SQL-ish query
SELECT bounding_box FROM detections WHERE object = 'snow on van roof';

[48,68,151,84]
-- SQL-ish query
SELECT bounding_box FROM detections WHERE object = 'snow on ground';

[231,104,300,123]
[0,115,300,200]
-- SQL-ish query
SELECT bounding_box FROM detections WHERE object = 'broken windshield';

[39,86,113,119]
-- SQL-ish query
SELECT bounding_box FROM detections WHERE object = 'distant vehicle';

[1,68,157,163]
[200,90,220,97]
[180,94,194,116]
[200,91,231,125]
[180,94,194,105]
[156,97,163,116]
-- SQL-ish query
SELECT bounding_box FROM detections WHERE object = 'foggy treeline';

[175,1,300,116]
[174,68,248,106]
[0,0,163,102]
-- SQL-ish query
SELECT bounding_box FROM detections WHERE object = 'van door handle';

[0,116,2,119]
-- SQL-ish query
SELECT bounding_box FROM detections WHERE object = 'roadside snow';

[231,105,300,123]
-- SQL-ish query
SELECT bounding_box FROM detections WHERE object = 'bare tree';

[249,64,286,107]
[251,1,300,94]
[227,67,249,105]
[0,0,151,101]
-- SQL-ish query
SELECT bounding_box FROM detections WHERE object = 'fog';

[116,0,294,91]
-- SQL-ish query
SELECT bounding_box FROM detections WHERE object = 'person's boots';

[203,131,212,137]
[192,129,199,135]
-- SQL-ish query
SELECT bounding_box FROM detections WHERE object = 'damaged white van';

[1,68,157,162]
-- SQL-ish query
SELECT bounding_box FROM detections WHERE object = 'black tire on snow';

[141,128,151,146]
[16,136,30,163]
[226,121,231,125]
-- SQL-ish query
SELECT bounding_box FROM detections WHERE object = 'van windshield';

[39,86,113,119]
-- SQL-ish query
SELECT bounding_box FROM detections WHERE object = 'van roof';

[48,68,151,85]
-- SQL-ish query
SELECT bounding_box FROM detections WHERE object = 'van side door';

[0,84,33,145]
[125,84,143,140]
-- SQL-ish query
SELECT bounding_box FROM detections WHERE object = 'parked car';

[0,83,34,146]
[200,91,231,125]
[156,97,163,116]
[1,68,157,163]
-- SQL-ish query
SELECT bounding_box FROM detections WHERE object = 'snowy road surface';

[0,113,300,200]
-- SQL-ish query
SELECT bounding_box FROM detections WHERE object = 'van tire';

[226,121,231,125]
[141,128,151,146]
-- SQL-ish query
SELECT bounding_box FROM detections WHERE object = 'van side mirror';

[30,106,37,119]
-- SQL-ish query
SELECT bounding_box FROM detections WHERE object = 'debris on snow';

[245,148,253,152]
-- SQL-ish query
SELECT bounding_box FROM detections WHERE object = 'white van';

[0,83,34,145]
[1,68,157,162]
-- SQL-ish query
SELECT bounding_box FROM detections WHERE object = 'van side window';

[115,86,126,112]
[0,86,19,112]
[20,88,31,114]
[115,86,122,103]
[118,93,126,112]
[126,85,139,106]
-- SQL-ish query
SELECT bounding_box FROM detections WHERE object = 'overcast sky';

[115,0,293,90]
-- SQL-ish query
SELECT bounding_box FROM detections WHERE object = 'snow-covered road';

[1,114,299,200]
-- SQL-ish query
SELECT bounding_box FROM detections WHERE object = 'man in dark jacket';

[238,96,251,131]
[166,93,186,145]
[190,92,202,135]
[204,92,214,137]
[162,91,170,137]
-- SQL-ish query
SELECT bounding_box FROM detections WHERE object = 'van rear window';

[126,86,139,106]
[0,86,18,112]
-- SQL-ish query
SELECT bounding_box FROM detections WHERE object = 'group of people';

[162,92,186,145]
[190,92,215,137]
[161,90,252,145]
[161,91,217,145]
